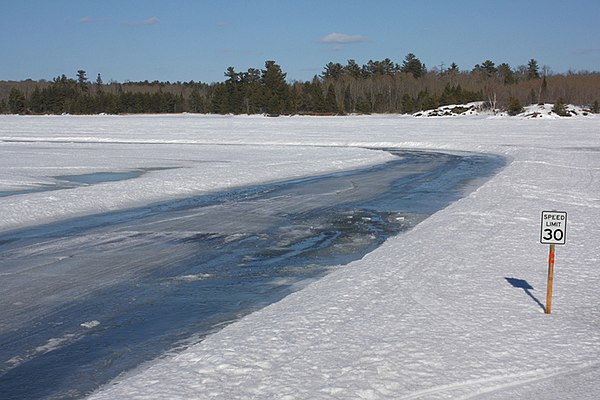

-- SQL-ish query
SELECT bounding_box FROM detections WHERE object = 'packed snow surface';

[1,111,599,399]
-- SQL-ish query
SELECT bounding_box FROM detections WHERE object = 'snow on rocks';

[414,102,483,117]
[519,103,592,119]
[414,102,596,119]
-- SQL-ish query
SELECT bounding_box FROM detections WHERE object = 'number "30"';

[543,228,564,241]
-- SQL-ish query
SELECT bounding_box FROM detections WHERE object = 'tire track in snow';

[399,362,599,400]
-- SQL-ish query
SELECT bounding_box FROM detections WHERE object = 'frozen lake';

[0,149,503,399]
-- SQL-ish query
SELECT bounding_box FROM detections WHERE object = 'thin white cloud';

[143,16,160,26]
[79,16,95,24]
[123,16,160,27]
[320,32,368,44]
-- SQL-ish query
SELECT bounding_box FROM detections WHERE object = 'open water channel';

[0,149,504,399]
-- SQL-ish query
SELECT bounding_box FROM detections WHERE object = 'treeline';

[1,54,599,115]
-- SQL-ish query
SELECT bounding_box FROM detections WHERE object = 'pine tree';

[240,68,262,114]
[224,66,243,113]
[188,89,205,113]
[497,63,515,84]
[343,85,353,113]
[355,96,371,114]
[324,84,338,113]
[77,70,89,92]
[527,59,540,80]
[473,60,497,77]
[401,93,416,113]
[8,88,27,114]
[210,83,229,114]
[29,86,45,113]
[95,73,104,94]
[448,62,459,73]
[506,97,524,116]
[307,78,324,112]
[261,61,289,114]
[322,62,343,79]
[552,98,569,116]
[344,59,363,78]
[401,53,426,78]
[447,62,459,85]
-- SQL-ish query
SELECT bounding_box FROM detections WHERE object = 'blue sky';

[2,0,599,83]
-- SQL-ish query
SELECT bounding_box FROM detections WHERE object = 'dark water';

[0,149,504,399]
[0,167,176,198]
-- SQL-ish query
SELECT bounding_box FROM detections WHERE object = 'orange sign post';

[545,244,556,314]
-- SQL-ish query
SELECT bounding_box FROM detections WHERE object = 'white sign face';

[540,211,567,245]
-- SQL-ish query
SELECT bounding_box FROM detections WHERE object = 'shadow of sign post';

[505,277,546,312]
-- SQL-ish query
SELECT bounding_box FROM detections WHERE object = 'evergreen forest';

[1,55,599,115]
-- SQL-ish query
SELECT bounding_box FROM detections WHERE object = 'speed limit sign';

[540,210,567,314]
[540,211,567,245]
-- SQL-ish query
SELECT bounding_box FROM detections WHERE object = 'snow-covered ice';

[1,111,599,399]
[0,115,398,232]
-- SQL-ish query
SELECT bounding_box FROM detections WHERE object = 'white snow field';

[1,109,599,399]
